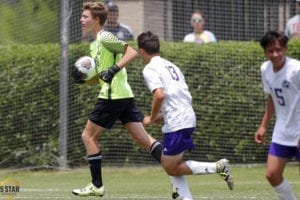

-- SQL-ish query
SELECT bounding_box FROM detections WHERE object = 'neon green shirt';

[90,30,134,99]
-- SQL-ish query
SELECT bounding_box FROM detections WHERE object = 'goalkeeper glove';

[99,64,120,83]
[71,66,86,84]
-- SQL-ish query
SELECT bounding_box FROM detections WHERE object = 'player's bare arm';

[116,45,137,69]
[143,88,164,127]
[254,96,275,144]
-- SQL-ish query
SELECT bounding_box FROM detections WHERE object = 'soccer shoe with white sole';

[72,183,104,197]
[216,159,234,190]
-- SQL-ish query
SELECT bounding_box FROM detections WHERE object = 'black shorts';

[88,98,144,129]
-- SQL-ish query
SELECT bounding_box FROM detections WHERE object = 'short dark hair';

[260,31,288,50]
[137,31,160,55]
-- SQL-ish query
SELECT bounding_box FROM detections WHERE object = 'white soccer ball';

[74,56,97,81]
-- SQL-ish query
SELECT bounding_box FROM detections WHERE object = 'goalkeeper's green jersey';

[90,30,134,99]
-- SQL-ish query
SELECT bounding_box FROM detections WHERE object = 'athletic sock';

[88,151,103,188]
[170,176,192,200]
[274,178,296,200]
[149,141,162,163]
[186,160,217,174]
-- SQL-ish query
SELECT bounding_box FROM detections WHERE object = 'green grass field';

[0,164,299,200]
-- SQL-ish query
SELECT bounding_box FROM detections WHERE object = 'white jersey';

[284,15,300,38]
[143,56,196,133]
[260,57,300,146]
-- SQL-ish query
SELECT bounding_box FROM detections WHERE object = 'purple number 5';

[274,88,285,106]
[165,66,179,81]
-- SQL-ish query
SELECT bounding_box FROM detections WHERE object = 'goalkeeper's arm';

[99,45,138,82]
[116,45,138,68]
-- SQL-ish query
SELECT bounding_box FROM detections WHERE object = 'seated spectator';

[285,0,300,39]
[104,1,134,41]
[183,10,217,44]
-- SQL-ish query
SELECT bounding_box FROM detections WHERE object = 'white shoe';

[72,183,104,197]
[216,159,234,190]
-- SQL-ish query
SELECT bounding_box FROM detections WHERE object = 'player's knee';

[164,168,181,176]
[163,167,176,176]
[265,171,282,186]
[265,171,274,180]
[81,131,95,144]
[162,163,178,176]
[81,132,88,143]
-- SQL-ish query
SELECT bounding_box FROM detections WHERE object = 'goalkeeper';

[71,2,162,197]
[137,31,233,200]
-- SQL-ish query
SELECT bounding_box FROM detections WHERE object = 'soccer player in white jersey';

[255,31,300,200]
[284,0,300,39]
[137,31,234,200]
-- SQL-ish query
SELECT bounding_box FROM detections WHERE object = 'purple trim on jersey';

[162,128,195,156]
[268,142,300,161]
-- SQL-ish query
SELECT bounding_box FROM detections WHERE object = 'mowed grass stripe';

[0,165,299,200]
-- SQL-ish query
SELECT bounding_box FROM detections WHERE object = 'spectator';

[183,10,217,44]
[285,0,300,39]
[104,1,134,41]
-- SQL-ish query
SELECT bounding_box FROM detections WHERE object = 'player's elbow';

[153,88,164,101]
[125,45,138,59]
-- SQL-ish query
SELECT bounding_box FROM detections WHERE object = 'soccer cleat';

[216,159,234,190]
[171,185,179,199]
[72,183,105,197]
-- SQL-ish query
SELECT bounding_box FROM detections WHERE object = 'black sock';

[88,151,103,188]
[150,141,162,163]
